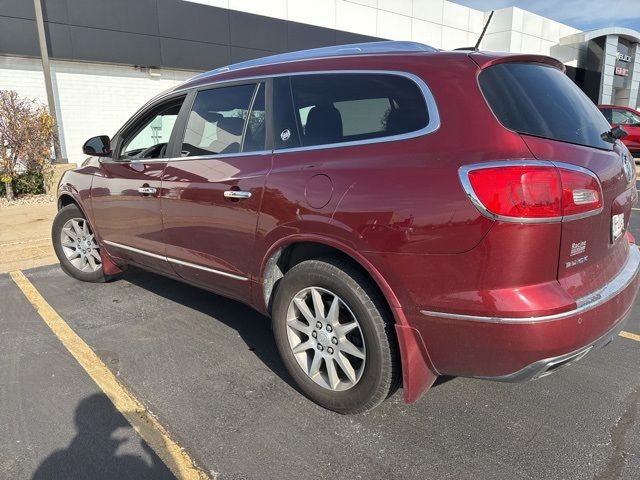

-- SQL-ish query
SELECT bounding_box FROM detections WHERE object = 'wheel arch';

[58,192,79,210]
[56,190,123,276]
[260,236,404,324]
[259,235,439,404]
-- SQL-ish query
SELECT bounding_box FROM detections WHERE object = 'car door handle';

[138,186,157,195]
[224,190,252,199]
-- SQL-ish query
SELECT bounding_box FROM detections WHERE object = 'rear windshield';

[479,63,612,150]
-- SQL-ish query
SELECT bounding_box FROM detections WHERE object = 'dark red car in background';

[599,104,640,156]
[52,42,640,414]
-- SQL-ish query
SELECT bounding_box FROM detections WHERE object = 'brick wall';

[0,56,197,164]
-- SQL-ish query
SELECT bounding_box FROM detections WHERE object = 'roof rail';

[187,41,437,83]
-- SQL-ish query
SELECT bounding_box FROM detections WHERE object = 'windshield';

[479,63,613,150]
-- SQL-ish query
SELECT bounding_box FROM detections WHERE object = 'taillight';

[558,168,602,216]
[460,161,602,222]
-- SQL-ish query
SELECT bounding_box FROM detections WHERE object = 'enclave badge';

[622,150,634,183]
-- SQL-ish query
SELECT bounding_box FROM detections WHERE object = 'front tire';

[272,257,400,414]
[52,204,106,283]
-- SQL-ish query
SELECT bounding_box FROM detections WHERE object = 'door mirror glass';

[83,135,111,157]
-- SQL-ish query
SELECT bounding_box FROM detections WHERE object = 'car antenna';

[474,10,494,51]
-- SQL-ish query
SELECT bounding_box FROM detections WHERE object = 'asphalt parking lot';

[2,215,640,480]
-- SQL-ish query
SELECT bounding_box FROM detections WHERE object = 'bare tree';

[0,90,56,201]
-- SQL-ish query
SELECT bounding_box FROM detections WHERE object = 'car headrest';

[305,104,343,145]
[217,116,245,136]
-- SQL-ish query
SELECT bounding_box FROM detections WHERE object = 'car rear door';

[160,80,270,301]
[90,93,187,275]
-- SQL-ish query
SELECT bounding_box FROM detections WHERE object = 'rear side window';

[287,73,429,148]
[479,63,612,150]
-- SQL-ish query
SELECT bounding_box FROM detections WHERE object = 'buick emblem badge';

[280,129,291,142]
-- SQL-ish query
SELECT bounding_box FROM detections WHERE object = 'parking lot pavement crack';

[593,383,640,480]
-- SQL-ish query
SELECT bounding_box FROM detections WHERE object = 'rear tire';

[52,204,106,283]
[272,256,399,414]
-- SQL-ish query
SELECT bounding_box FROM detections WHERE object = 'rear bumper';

[476,309,630,382]
[415,245,640,379]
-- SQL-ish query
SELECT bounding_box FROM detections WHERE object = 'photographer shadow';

[31,393,175,480]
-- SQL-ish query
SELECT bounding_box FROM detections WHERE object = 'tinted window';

[243,84,266,152]
[120,98,184,160]
[182,83,262,157]
[612,108,640,125]
[289,73,428,148]
[479,63,612,150]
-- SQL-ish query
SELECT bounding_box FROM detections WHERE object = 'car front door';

[160,81,270,300]
[91,93,187,274]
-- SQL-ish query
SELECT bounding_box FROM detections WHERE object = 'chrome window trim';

[273,70,440,153]
[128,149,272,164]
[103,240,249,281]
[131,69,441,162]
[458,159,604,225]
[420,245,640,324]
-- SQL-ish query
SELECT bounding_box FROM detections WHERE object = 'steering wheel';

[136,142,167,159]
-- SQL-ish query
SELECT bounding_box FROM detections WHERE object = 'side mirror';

[83,135,112,157]
[611,125,628,140]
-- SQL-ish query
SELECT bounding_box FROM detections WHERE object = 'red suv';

[599,104,640,156]
[53,42,640,413]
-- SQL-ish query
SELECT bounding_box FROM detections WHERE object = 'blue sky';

[454,0,640,31]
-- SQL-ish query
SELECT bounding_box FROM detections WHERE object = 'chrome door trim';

[421,246,640,324]
[166,257,248,281]
[103,240,249,281]
[103,240,166,261]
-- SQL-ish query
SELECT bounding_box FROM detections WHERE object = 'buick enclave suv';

[53,41,640,413]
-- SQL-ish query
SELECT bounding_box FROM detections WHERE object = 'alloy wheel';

[286,286,366,391]
[60,218,102,272]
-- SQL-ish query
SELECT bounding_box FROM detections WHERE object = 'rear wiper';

[601,125,628,144]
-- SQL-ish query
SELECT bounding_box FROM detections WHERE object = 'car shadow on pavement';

[121,267,300,391]
[121,267,457,397]
[31,393,175,480]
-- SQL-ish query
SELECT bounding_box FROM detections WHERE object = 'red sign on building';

[615,66,629,76]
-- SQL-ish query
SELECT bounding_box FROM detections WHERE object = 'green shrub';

[1,171,46,198]
[14,171,45,195]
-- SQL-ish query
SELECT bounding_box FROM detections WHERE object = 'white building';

[0,0,637,165]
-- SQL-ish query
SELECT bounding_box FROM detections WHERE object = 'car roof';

[180,41,436,88]
[165,41,563,96]
[598,104,640,112]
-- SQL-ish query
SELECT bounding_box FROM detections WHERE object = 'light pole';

[33,0,64,163]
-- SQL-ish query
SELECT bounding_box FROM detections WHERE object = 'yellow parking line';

[620,330,640,342]
[9,270,209,480]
